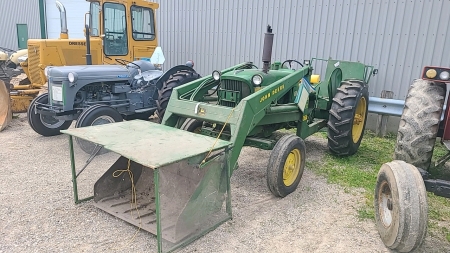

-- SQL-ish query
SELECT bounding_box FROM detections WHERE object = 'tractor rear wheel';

[27,93,72,136]
[327,79,369,156]
[75,105,123,155]
[180,118,203,133]
[156,70,200,123]
[267,134,306,198]
[394,79,446,169]
[374,160,428,252]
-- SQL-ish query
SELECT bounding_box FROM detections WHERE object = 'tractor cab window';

[103,3,128,56]
[89,2,100,36]
[131,6,156,41]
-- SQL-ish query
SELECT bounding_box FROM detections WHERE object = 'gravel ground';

[1,114,449,253]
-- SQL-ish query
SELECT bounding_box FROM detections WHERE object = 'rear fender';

[153,65,198,100]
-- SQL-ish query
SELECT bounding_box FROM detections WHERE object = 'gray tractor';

[27,47,200,154]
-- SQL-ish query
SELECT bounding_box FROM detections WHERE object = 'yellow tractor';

[7,0,161,114]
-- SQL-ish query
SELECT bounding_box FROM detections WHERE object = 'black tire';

[27,93,72,136]
[267,135,306,198]
[180,118,203,133]
[75,105,123,155]
[156,70,200,122]
[374,160,428,252]
[394,79,446,169]
[327,79,369,156]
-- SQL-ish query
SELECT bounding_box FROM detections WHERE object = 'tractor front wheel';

[327,79,369,156]
[374,160,428,252]
[267,134,306,198]
[180,118,203,133]
[394,79,446,169]
[156,70,200,122]
[27,93,72,136]
[75,105,123,155]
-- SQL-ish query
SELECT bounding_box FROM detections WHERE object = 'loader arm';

[162,63,311,173]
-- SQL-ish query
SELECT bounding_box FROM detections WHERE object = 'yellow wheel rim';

[352,96,367,143]
[283,148,301,186]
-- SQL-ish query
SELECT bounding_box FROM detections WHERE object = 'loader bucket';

[0,80,12,131]
[61,120,232,253]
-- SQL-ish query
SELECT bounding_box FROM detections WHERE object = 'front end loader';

[61,25,377,252]
[0,80,12,131]
[0,48,20,131]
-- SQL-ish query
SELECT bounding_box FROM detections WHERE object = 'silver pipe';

[55,0,68,34]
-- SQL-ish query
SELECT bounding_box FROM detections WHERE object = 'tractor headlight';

[212,70,221,81]
[68,72,77,83]
[303,60,310,66]
[440,71,450,81]
[252,74,263,86]
[426,69,437,78]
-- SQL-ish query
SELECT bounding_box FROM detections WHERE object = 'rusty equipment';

[0,80,12,131]
[374,66,450,252]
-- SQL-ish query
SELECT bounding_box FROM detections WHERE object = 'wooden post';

[375,90,394,137]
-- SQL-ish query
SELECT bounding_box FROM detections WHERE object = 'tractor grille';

[27,43,42,84]
[218,79,251,107]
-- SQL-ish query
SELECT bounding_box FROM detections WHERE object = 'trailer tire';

[156,70,200,123]
[267,135,306,198]
[327,79,369,156]
[374,160,428,252]
[394,79,445,169]
[75,105,123,155]
[180,118,203,133]
[27,93,72,136]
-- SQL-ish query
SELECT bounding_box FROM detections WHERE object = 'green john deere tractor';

[62,25,377,252]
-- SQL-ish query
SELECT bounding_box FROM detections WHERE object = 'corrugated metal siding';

[0,0,41,50]
[154,0,450,99]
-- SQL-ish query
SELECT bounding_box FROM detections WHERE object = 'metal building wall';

[0,0,41,50]
[154,0,450,100]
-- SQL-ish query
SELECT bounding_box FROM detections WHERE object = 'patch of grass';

[309,130,450,242]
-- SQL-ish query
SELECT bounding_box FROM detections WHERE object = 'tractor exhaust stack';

[85,24,92,65]
[262,25,273,73]
[56,0,68,39]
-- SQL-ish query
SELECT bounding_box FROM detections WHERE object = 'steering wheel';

[115,58,140,69]
[281,60,304,69]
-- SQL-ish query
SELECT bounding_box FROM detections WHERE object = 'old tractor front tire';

[327,79,369,156]
[267,135,306,198]
[394,79,446,169]
[27,93,72,136]
[75,105,123,155]
[156,70,200,122]
[180,118,203,133]
[374,160,428,252]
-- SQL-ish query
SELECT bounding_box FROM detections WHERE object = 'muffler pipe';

[85,24,92,65]
[262,25,273,74]
[56,0,68,39]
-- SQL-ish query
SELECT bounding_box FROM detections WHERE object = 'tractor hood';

[47,65,131,82]
[221,68,294,86]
